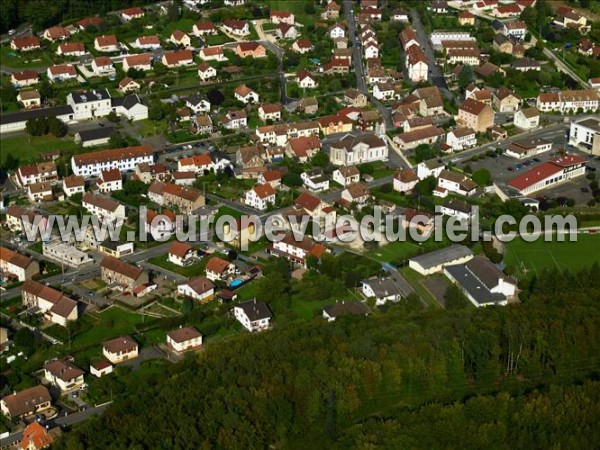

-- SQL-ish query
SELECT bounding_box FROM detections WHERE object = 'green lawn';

[0,46,54,69]
[372,241,421,264]
[1,134,80,164]
[262,0,318,25]
[504,234,600,278]
[148,253,207,278]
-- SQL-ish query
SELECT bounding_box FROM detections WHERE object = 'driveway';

[119,346,165,371]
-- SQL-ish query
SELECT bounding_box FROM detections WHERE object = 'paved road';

[409,9,454,102]
[344,0,368,94]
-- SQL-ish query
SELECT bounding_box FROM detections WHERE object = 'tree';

[47,116,67,137]
[127,68,145,79]
[415,144,437,163]
[359,162,374,176]
[414,176,436,195]
[306,255,319,271]
[106,111,120,123]
[148,100,165,121]
[282,172,302,187]
[444,284,470,310]
[472,168,492,186]
[3,152,19,170]
[311,151,329,168]
[13,328,35,350]
[182,297,193,315]
[304,2,316,14]
[457,64,475,91]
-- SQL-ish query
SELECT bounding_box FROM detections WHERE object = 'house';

[341,182,370,209]
[167,242,194,267]
[20,423,53,449]
[11,70,39,88]
[440,198,475,222]
[511,58,541,72]
[197,62,217,81]
[90,361,113,378]
[458,11,475,26]
[194,114,213,134]
[162,50,194,68]
[234,84,259,104]
[493,3,523,18]
[43,358,84,392]
[224,0,246,5]
[296,71,318,89]
[16,161,58,188]
[323,58,351,75]
[220,110,247,129]
[27,181,53,202]
[94,35,119,52]
[323,1,341,19]
[301,169,330,192]
[330,134,388,165]
[292,38,313,54]
[437,170,477,196]
[47,64,77,83]
[1,247,39,281]
[170,30,191,47]
[96,169,122,193]
[235,42,267,59]
[446,127,476,151]
[373,82,395,101]
[393,126,445,151]
[416,159,444,180]
[492,34,524,57]
[148,182,205,213]
[75,127,116,149]
[122,53,153,72]
[271,10,295,25]
[0,386,51,419]
[258,103,281,122]
[72,145,154,177]
[569,117,600,154]
[20,280,77,326]
[276,24,298,40]
[91,56,115,77]
[258,170,283,188]
[414,86,444,117]
[409,244,473,276]
[503,20,527,40]
[193,21,217,36]
[178,153,214,173]
[11,35,41,52]
[200,46,227,61]
[506,138,552,159]
[65,88,111,120]
[493,87,521,113]
[100,255,148,291]
[233,300,272,332]
[344,89,368,107]
[205,257,236,281]
[167,327,203,353]
[298,96,319,115]
[61,175,85,199]
[508,155,587,195]
[134,35,161,50]
[364,43,380,59]
[361,277,403,305]
[322,301,369,322]
[57,42,85,57]
[391,9,409,22]
[393,169,419,194]
[447,49,480,66]
[103,336,138,363]
[43,26,70,42]
[399,27,419,50]
[429,0,449,13]
[553,6,588,32]
[82,193,125,222]
[514,107,540,130]
[144,209,176,239]
[118,77,141,94]
[245,183,276,210]
[135,162,169,184]
[120,7,144,21]
[444,256,516,307]
[287,136,321,162]
[457,98,494,132]
[186,94,211,113]
[4,205,40,233]
[223,19,250,36]
[177,276,215,302]
[333,165,360,187]
[329,24,345,39]
[406,45,428,82]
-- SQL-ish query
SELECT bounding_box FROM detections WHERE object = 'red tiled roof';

[205,256,232,274]
[12,35,41,49]
[295,192,321,211]
[168,241,193,258]
[100,255,144,281]
[73,145,153,167]
[95,35,118,47]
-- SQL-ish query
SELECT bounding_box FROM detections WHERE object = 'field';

[504,234,600,278]
[1,134,79,164]
[262,0,317,24]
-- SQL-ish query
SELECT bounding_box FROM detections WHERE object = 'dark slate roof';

[76,126,116,142]
[112,94,144,110]
[0,105,73,125]
[410,244,473,270]
[235,300,272,321]
[445,263,507,305]
[361,277,402,298]
[70,89,111,103]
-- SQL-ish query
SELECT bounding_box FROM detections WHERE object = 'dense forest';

[53,265,600,449]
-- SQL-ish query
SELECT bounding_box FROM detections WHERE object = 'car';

[581,187,589,193]
[87,290,94,297]
[71,391,79,398]
[35,414,44,423]
[533,157,541,162]
[79,383,88,390]
[523,160,531,166]
[507,166,514,171]
[586,166,597,172]
[8,29,16,36]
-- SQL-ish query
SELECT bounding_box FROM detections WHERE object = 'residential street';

[344,0,368,94]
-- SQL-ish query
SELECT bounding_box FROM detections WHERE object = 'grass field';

[504,234,600,278]
[1,134,79,164]
[262,0,317,24]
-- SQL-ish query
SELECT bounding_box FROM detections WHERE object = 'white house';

[66,89,112,120]
[416,159,444,180]
[43,358,84,392]
[233,300,272,332]
[446,127,476,151]
[361,277,402,305]
[122,54,153,72]
[82,192,126,222]
[373,82,395,101]
[90,361,113,378]
[47,64,77,83]
[408,244,474,276]
[569,117,600,154]
[91,57,115,77]
[245,183,276,210]
[197,63,217,81]
[134,35,161,50]
[62,175,85,197]
[223,19,250,36]
[167,242,194,267]
[102,336,139,364]
[96,168,122,193]
[393,169,419,194]
[258,104,281,122]
[333,165,360,187]
[440,199,475,222]
[329,24,345,39]
[301,169,330,192]
[205,256,236,281]
[186,94,211,113]
[296,71,318,89]
[514,107,540,130]
[167,327,203,353]
[329,135,388,166]
[437,170,477,197]
[94,35,119,53]
[177,276,215,302]
[72,145,154,177]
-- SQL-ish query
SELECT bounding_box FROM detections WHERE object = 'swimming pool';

[229,279,244,288]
